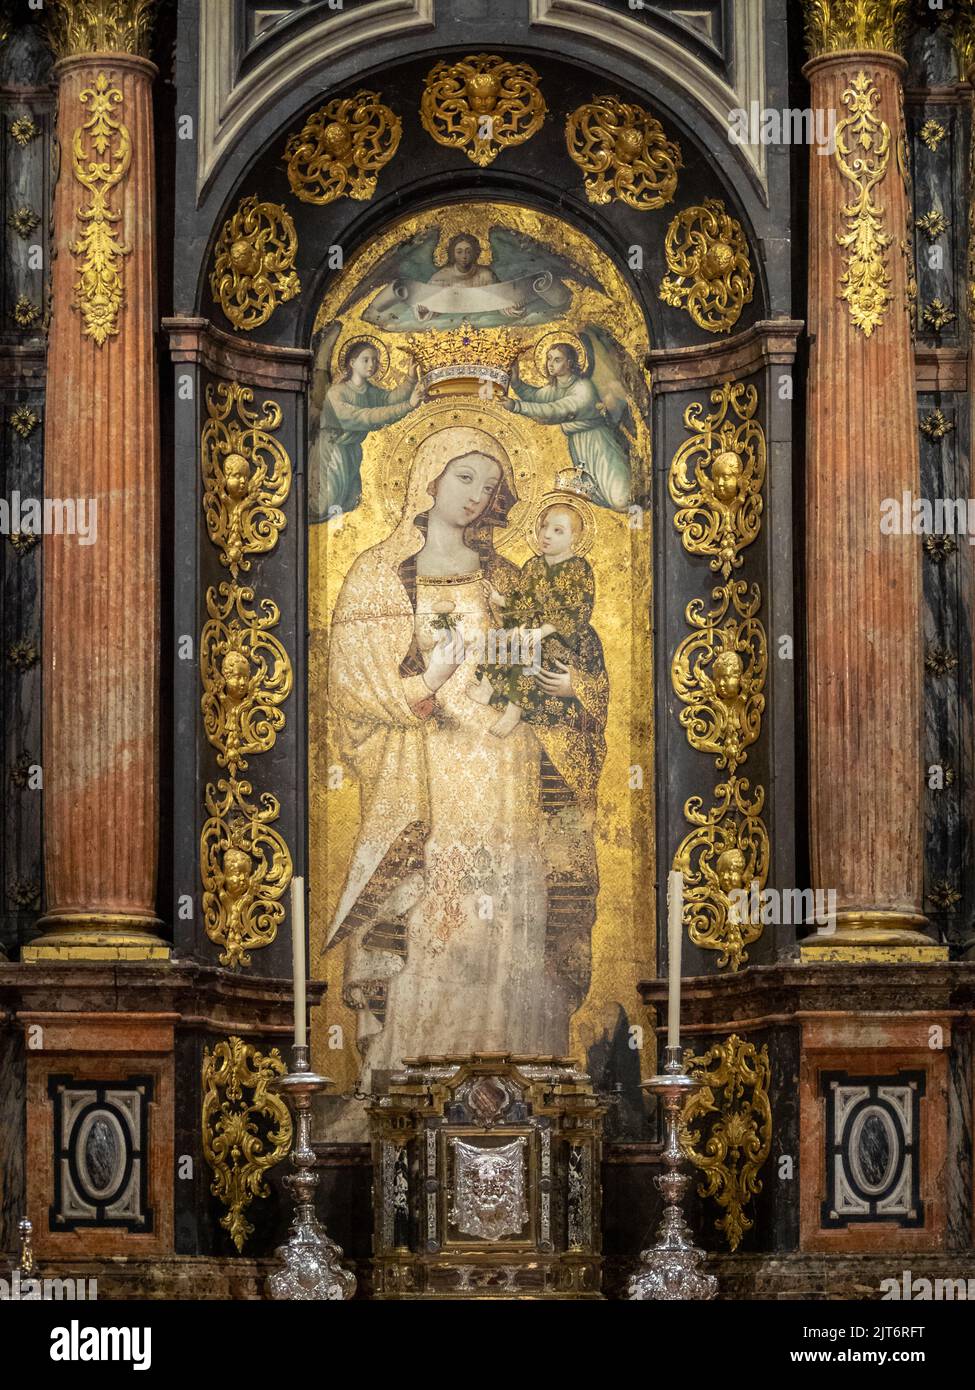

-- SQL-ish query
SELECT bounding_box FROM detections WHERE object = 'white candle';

[290,875,307,1049]
[667,869,683,1050]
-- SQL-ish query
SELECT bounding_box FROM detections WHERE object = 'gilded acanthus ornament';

[9,405,40,438]
[834,72,893,337]
[919,407,954,440]
[46,0,155,57]
[201,582,293,776]
[672,581,767,776]
[210,196,300,331]
[13,294,40,328]
[201,1037,292,1253]
[681,1035,772,1251]
[919,118,947,152]
[673,774,769,972]
[7,206,39,239]
[70,73,131,346]
[420,54,546,167]
[669,381,766,578]
[201,381,292,577]
[7,636,39,671]
[915,209,948,242]
[803,0,910,57]
[565,96,682,210]
[922,297,956,333]
[285,90,401,204]
[200,777,293,968]
[659,199,754,334]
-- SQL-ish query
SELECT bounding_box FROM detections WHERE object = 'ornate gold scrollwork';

[673,581,767,776]
[46,0,156,58]
[201,1036,292,1253]
[834,72,892,337]
[70,72,130,346]
[668,381,765,578]
[420,54,546,167]
[564,96,682,210]
[201,381,291,577]
[680,1035,772,1251]
[673,775,769,972]
[285,90,402,204]
[201,582,293,776]
[210,196,300,331]
[659,199,754,334]
[803,0,910,57]
[200,777,293,968]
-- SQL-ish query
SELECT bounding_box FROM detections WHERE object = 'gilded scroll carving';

[834,72,893,337]
[565,96,682,210]
[680,1035,772,1251]
[210,196,300,331]
[70,73,130,346]
[420,55,546,166]
[201,583,293,776]
[285,90,401,204]
[659,200,754,334]
[201,1037,292,1252]
[201,381,291,577]
[200,777,293,968]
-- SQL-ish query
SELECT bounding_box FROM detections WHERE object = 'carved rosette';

[201,583,293,776]
[210,196,300,331]
[201,381,291,576]
[285,90,402,204]
[565,96,682,209]
[420,54,546,167]
[70,73,131,346]
[200,777,293,968]
[833,72,893,337]
[670,379,769,972]
[659,200,754,334]
[201,1037,293,1253]
[668,381,765,579]
[680,1036,772,1251]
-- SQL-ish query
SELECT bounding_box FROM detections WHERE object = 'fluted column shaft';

[26,49,166,959]
[805,50,927,944]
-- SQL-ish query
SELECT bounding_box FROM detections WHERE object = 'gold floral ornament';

[833,72,892,337]
[200,777,293,968]
[285,90,402,204]
[680,1035,772,1251]
[669,381,766,578]
[673,581,767,776]
[70,73,131,346]
[10,116,40,149]
[201,582,293,776]
[673,775,769,971]
[420,54,546,167]
[7,206,39,239]
[201,1037,292,1253]
[9,405,40,439]
[659,199,754,334]
[13,295,40,328]
[565,96,682,210]
[210,196,300,331]
[201,381,291,577]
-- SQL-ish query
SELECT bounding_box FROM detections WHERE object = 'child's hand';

[482,580,506,609]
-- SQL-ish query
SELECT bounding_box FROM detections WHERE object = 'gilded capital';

[953,0,975,79]
[803,0,911,58]
[46,0,155,60]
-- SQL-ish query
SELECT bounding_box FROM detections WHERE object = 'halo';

[333,332,391,384]
[527,330,590,384]
[433,225,492,269]
[375,398,540,548]
[527,491,596,557]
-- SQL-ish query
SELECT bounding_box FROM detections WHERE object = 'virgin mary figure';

[323,425,609,1131]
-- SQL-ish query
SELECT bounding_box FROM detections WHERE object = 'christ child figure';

[472,500,601,737]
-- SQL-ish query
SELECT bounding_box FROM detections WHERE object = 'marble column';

[24,2,167,959]
[803,6,933,951]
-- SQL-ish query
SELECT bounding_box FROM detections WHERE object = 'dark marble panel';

[946,1021,972,1248]
[0,1020,26,1253]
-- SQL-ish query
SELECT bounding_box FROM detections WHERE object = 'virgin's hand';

[498,397,515,412]
[536,660,573,697]
[423,635,464,691]
[409,382,425,408]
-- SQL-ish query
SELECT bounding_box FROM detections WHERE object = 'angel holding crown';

[308,332,424,520]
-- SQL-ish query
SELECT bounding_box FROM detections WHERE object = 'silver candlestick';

[628,1045,717,1301]
[267,1044,356,1301]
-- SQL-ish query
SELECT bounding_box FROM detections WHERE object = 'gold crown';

[406,320,522,398]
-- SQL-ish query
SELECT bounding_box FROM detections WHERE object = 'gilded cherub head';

[221,650,251,703]
[711,450,742,504]
[712,648,744,701]
[716,847,747,895]
[224,452,251,503]
[222,846,252,900]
